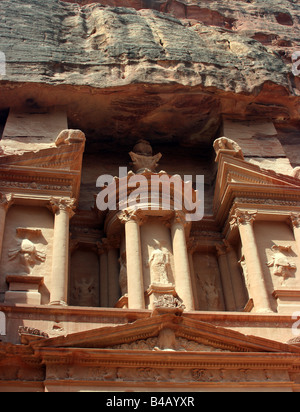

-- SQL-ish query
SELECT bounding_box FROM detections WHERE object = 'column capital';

[290,213,300,229]
[48,197,76,217]
[230,209,257,227]
[0,193,14,211]
[118,208,147,226]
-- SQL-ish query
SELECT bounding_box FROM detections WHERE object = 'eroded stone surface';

[0,0,294,93]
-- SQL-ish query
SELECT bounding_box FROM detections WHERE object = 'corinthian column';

[118,209,145,310]
[230,209,273,313]
[48,197,76,306]
[0,193,13,262]
[171,212,195,311]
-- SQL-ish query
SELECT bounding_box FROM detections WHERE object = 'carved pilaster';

[223,240,248,311]
[171,211,194,311]
[290,213,300,258]
[118,209,145,309]
[97,240,109,307]
[0,193,14,263]
[215,242,236,311]
[107,235,121,307]
[49,197,76,306]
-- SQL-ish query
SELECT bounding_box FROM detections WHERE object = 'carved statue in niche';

[119,252,128,297]
[72,277,97,307]
[129,139,162,173]
[197,276,220,310]
[147,240,172,285]
[267,245,296,284]
[8,228,46,274]
[203,280,220,309]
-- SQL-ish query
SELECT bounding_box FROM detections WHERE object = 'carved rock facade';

[0,0,300,393]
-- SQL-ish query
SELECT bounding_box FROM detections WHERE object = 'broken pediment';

[0,134,85,172]
[28,313,300,354]
[0,128,86,201]
[213,151,300,221]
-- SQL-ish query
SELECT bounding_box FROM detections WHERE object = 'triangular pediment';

[28,313,300,354]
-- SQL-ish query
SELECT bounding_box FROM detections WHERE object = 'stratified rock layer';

[0,0,297,93]
[0,0,299,149]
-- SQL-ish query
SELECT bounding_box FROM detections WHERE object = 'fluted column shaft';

[49,198,75,306]
[119,209,145,310]
[216,243,236,311]
[231,209,273,313]
[171,212,195,311]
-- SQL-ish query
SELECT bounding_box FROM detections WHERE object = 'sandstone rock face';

[0,0,298,152]
[0,0,296,93]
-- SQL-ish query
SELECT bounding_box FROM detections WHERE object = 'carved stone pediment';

[109,332,227,352]
[214,153,300,224]
[30,313,300,354]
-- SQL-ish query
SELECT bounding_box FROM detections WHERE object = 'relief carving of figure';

[203,280,220,309]
[72,277,97,307]
[8,238,46,271]
[267,245,296,283]
[147,240,172,285]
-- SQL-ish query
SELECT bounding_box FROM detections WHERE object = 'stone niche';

[69,247,100,307]
[0,205,53,304]
[140,219,175,309]
[192,252,225,311]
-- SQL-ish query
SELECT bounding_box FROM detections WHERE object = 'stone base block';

[273,290,300,314]
[5,275,44,305]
